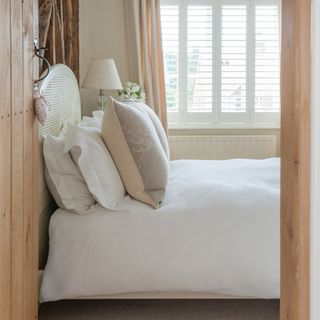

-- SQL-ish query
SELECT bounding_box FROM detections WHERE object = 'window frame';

[161,0,281,129]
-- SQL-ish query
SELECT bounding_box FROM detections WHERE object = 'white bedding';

[40,158,280,302]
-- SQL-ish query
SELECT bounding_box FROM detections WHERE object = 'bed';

[38,64,280,302]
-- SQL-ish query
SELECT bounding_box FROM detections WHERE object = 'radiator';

[168,135,278,160]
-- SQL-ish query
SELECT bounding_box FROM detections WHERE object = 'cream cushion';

[101,98,170,208]
[120,98,170,159]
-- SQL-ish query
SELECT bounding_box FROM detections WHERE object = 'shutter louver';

[161,5,180,113]
[221,5,247,113]
[187,5,213,113]
[254,5,280,113]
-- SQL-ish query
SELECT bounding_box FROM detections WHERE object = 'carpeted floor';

[39,299,279,320]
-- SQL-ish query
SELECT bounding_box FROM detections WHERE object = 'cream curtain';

[124,0,167,131]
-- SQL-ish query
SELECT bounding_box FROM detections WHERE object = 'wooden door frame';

[0,0,38,319]
[30,1,313,319]
[310,1,320,319]
[281,0,311,319]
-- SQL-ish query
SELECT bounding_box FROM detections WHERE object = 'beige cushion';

[101,97,170,208]
[121,98,170,159]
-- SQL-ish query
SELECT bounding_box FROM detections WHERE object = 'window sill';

[168,124,281,130]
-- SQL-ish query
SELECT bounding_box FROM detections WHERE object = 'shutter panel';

[161,5,180,113]
[160,0,280,127]
[254,5,280,113]
[221,5,247,113]
[187,4,213,114]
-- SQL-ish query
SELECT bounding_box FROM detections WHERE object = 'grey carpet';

[39,299,279,320]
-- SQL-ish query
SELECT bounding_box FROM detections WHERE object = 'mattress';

[40,158,280,302]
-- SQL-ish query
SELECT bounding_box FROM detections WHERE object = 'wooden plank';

[64,0,79,80]
[32,1,39,319]
[0,0,12,319]
[23,0,38,318]
[10,1,25,319]
[39,0,79,80]
[0,0,38,319]
[281,1,311,320]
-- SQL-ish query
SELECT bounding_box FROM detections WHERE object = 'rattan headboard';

[38,64,81,269]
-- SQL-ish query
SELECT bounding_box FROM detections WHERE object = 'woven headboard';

[38,64,81,269]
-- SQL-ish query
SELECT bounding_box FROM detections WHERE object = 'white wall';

[79,0,280,157]
[79,0,130,116]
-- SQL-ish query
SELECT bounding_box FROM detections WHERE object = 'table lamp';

[82,58,123,110]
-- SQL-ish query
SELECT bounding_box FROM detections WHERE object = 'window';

[160,0,281,128]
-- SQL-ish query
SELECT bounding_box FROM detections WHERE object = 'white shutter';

[221,5,247,114]
[254,4,280,114]
[160,0,281,128]
[161,4,180,115]
[187,4,213,116]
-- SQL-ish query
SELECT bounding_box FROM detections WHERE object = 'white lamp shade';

[82,58,123,90]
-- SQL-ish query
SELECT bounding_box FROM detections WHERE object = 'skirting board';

[38,271,253,301]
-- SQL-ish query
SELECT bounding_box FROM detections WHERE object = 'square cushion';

[101,97,170,208]
[120,98,170,159]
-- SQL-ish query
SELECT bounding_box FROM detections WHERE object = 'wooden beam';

[0,0,12,319]
[39,0,79,80]
[281,1,311,319]
[23,0,39,318]
[0,0,38,319]
[10,0,24,319]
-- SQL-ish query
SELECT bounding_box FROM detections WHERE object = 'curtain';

[124,0,168,131]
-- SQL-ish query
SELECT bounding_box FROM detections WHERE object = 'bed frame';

[38,64,250,300]
[38,64,81,270]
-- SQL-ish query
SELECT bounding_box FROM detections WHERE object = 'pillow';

[120,98,170,159]
[101,97,170,208]
[63,123,127,210]
[60,116,102,136]
[43,134,96,214]
[79,116,102,130]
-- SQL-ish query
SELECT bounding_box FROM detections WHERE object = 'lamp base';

[98,89,107,110]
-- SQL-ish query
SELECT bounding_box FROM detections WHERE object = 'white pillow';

[60,116,101,136]
[63,123,126,210]
[79,116,102,130]
[43,135,96,214]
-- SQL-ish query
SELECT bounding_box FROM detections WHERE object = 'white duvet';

[40,158,280,302]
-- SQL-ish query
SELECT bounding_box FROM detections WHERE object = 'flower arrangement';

[118,82,146,102]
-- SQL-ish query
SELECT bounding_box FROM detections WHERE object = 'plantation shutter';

[254,2,280,122]
[186,3,213,120]
[160,0,280,128]
[161,2,180,119]
[220,3,248,123]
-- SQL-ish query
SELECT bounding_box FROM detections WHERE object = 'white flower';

[118,80,145,102]
[131,84,140,93]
